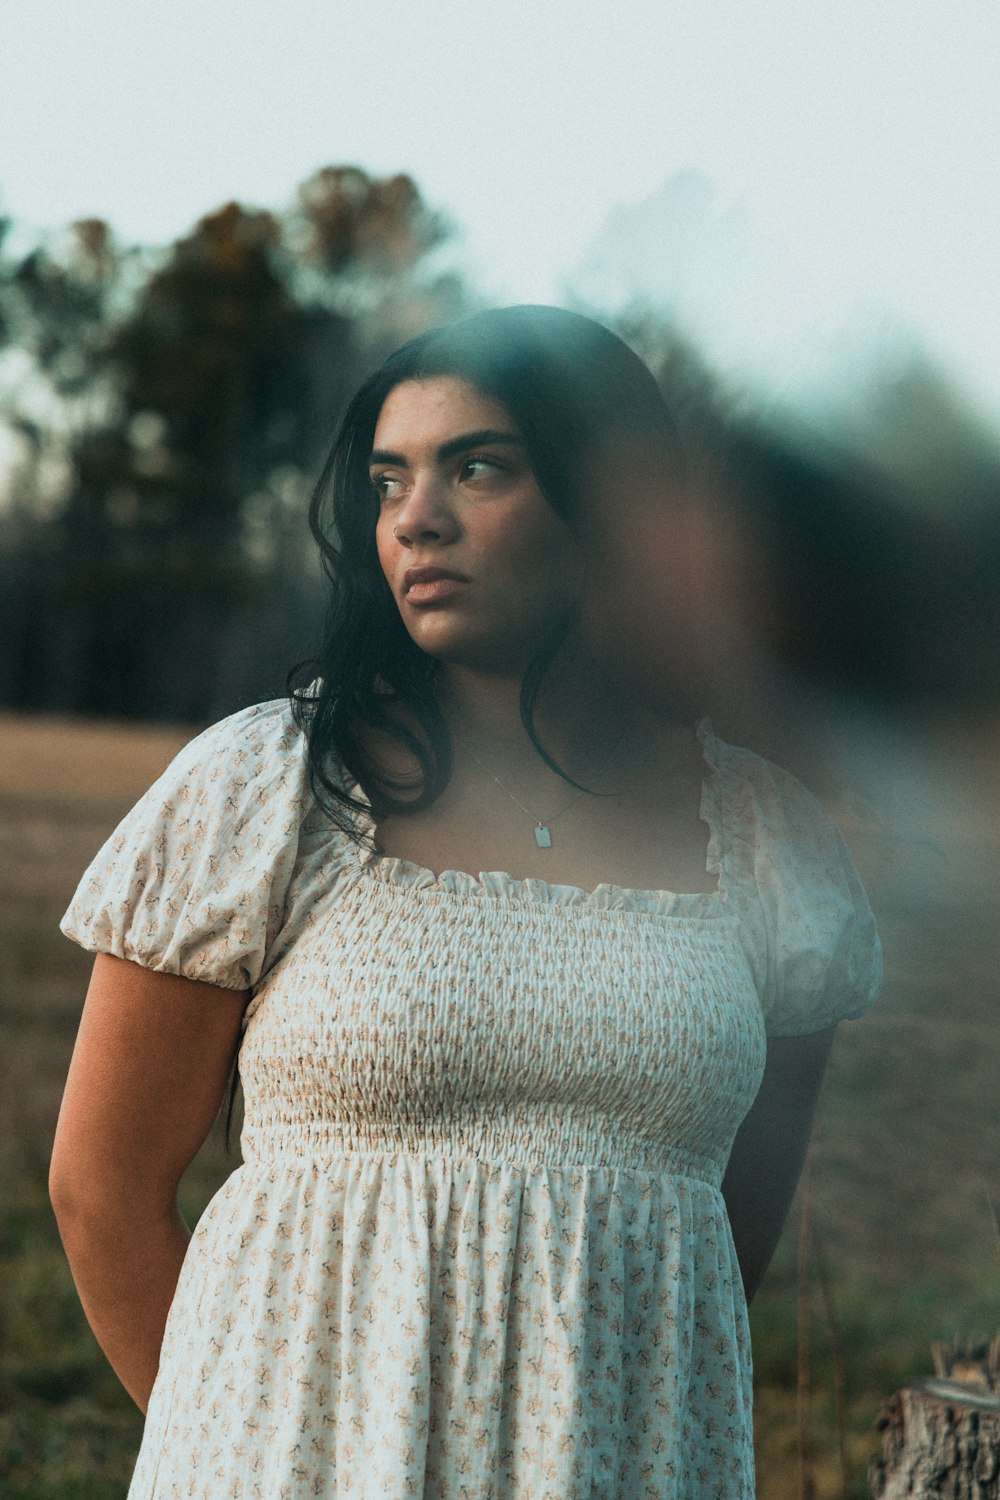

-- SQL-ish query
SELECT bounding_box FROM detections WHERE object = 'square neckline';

[343,720,731,915]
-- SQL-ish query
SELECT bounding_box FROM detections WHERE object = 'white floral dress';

[61,700,881,1500]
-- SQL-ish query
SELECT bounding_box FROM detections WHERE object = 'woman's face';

[371,377,584,673]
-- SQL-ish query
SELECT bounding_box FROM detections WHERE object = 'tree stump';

[870,1334,1000,1498]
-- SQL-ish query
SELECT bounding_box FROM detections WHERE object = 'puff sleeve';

[705,730,883,1036]
[752,763,882,1035]
[59,698,313,991]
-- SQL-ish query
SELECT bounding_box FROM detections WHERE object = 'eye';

[460,454,506,481]
[370,472,404,503]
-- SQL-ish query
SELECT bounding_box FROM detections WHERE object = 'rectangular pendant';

[534,824,552,848]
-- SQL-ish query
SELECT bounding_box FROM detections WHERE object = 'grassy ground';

[1,708,997,1498]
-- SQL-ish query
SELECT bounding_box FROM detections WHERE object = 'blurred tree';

[0,216,137,714]
[296,166,446,279]
[0,216,128,512]
[288,165,466,368]
[0,168,468,721]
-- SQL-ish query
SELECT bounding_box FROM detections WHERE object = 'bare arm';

[721,1026,836,1304]
[49,953,248,1412]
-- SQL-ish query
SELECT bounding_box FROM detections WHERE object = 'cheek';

[374,518,395,582]
[525,515,584,595]
[486,497,581,584]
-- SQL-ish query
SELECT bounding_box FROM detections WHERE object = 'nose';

[390,473,458,548]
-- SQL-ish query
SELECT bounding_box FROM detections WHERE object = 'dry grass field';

[1,708,998,1498]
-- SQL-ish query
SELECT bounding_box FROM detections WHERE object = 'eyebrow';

[369,429,525,467]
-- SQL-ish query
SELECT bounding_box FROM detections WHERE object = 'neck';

[437,644,638,781]
[437,666,527,752]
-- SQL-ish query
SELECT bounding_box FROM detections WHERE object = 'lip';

[402,566,470,604]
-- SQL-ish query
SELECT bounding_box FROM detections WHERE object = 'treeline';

[0,168,468,722]
[1,167,998,728]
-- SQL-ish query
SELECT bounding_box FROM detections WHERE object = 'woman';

[51,305,881,1499]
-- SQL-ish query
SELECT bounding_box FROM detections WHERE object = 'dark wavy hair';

[290,304,685,840]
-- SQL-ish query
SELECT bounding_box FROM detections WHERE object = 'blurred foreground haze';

[1,4,999,1494]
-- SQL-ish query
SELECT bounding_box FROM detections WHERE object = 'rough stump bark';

[870,1335,1000,1499]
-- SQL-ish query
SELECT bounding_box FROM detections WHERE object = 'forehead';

[372,376,517,451]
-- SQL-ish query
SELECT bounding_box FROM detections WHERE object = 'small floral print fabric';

[61,700,881,1499]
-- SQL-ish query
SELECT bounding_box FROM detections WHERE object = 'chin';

[411,631,533,677]
[403,602,570,677]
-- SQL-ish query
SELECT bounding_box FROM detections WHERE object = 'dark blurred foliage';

[0,168,466,722]
[0,183,998,735]
[583,310,1000,759]
[719,418,1000,719]
[723,379,1000,740]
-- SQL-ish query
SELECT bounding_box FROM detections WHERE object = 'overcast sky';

[3,0,999,420]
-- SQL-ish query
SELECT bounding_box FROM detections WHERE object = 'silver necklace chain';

[459,713,638,848]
